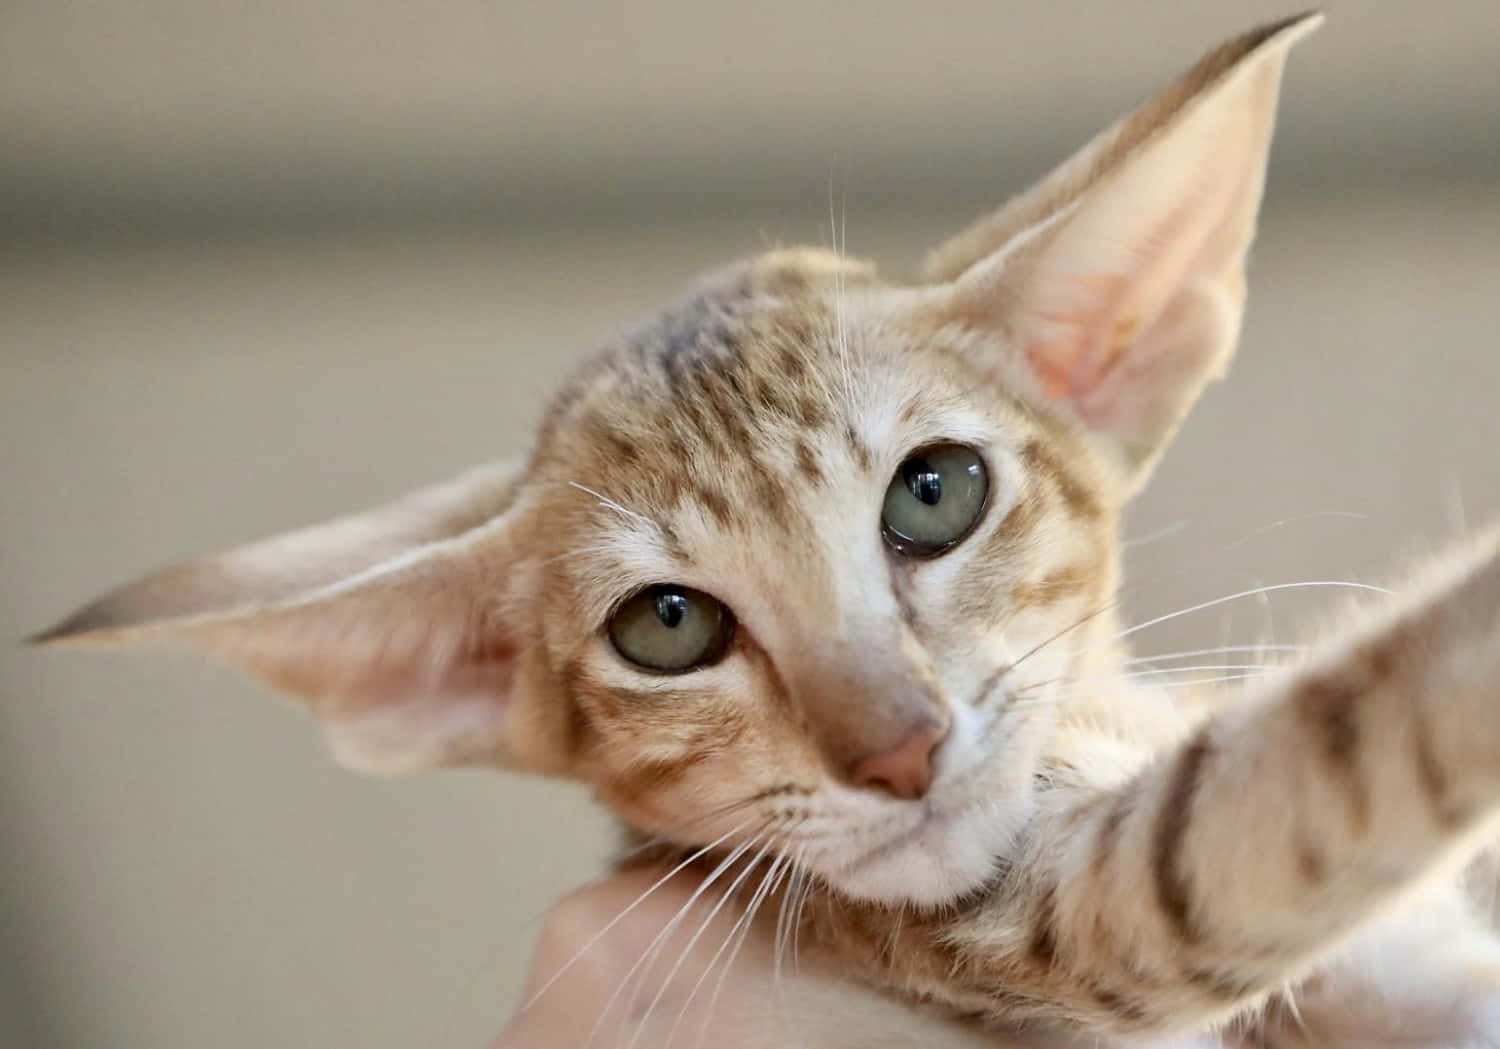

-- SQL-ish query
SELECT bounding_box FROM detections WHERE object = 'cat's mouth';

[804,700,1037,906]
[822,791,1022,907]
[839,799,976,877]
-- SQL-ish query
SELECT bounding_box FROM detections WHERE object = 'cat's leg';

[971,527,1500,1036]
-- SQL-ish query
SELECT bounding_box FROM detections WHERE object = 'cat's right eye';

[608,584,735,672]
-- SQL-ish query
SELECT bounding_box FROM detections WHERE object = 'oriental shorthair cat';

[37,13,1500,1046]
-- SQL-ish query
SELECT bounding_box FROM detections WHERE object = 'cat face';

[35,17,1313,907]
[510,250,1120,903]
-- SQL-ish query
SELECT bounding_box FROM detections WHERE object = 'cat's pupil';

[655,590,688,629]
[903,459,943,506]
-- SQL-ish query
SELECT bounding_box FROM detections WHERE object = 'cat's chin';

[829,798,1028,908]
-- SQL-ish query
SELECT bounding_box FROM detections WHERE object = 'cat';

[34,11,1500,1046]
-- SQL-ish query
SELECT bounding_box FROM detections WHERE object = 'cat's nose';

[849,720,947,801]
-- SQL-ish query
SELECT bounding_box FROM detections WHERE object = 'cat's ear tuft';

[32,459,563,776]
[921,14,1321,494]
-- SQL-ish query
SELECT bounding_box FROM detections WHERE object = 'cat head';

[34,15,1319,907]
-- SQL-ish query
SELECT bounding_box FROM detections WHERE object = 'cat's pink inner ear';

[310,625,526,774]
[177,528,533,773]
[1024,271,1138,406]
[1021,207,1245,443]
[35,458,545,775]
[932,15,1317,491]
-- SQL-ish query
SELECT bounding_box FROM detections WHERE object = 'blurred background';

[3,2,1498,1047]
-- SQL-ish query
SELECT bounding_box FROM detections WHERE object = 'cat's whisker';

[1032,663,1278,690]
[1001,581,1389,697]
[997,579,1383,705]
[774,852,810,1044]
[692,850,795,1049]
[839,179,854,412]
[1015,663,1283,697]
[1111,581,1390,646]
[886,897,907,970]
[1007,671,1275,710]
[1212,509,1371,556]
[1020,667,1280,693]
[521,819,752,1014]
[624,834,781,1049]
[772,844,809,995]
[1280,979,1310,1038]
[1121,518,1191,551]
[588,828,772,1049]
[987,600,1123,690]
[772,863,792,993]
[621,830,784,1028]
[444,799,787,1046]
[790,849,813,976]
[565,481,665,535]
[1121,512,1370,592]
[662,842,783,1049]
[826,167,853,412]
[612,787,803,865]
[990,560,1390,717]
[1121,643,1306,666]
[444,806,769,1044]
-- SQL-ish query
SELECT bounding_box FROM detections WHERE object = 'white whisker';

[1036,663,1282,687]
[1009,671,1274,710]
[1214,510,1370,555]
[588,831,765,1049]
[790,848,813,976]
[1009,663,1284,705]
[521,820,749,1013]
[567,481,663,533]
[693,851,794,1049]
[827,163,855,413]
[662,845,780,1049]
[626,835,779,1049]
[1114,581,1389,645]
[886,898,906,968]
[772,847,808,996]
[1281,978,1309,1037]
[1123,644,1305,666]
[1121,518,1191,550]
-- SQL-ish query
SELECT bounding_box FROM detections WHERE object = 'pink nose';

[849,723,946,801]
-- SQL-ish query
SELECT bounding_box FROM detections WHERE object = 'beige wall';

[6,0,1499,232]
[3,3,1498,1048]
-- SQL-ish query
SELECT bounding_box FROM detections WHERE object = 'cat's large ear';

[32,460,560,776]
[920,14,1320,495]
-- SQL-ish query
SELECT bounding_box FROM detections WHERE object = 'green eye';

[881,444,989,557]
[608,585,735,672]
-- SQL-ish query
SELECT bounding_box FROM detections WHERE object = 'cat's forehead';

[522,245,1054,620]
[533,246,1011,494]
[540,253,827,475]
[541,248,866,436]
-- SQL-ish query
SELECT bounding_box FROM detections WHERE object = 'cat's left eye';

[881,443,989,557]
[608,585,735,673]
